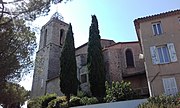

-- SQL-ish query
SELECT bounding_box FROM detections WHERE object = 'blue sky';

[20,0,180,90]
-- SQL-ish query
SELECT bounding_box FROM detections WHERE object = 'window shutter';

[152,24,157,35]
[150,46,159,64]
[167,43,177,62]
[162,78,170,95]
[170,78,178,95]
[163,78,178,95]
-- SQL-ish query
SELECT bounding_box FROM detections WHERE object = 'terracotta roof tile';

[134,9,180,24]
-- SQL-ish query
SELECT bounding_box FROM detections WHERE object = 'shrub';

[27,98,42,108]
[80,96,98,105]
[60,102,68,108]
[138,94,180,108]
[77,91,86,98]
[104,81,137,102]
[69,96,81,107]
[41,94,57,108]
[27,93,57,108]
[47,96,67,108]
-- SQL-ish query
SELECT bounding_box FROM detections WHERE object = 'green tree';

[60,23,78,106]
[0,17,36,83]
[0,0,71,24]
[0,82,30,108]
[87,15,106,99]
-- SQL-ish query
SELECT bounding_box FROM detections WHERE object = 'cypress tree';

[60,23,78,105]
[87,15,106,98]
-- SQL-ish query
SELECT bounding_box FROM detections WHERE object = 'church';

[30,12,149,98]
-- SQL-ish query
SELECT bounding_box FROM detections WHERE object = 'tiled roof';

[134,9,180,42]
[134,9,180,25]
[103,41,139,51]
[75,39,115,50]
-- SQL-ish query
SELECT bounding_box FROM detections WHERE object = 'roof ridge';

[134,9,180,23]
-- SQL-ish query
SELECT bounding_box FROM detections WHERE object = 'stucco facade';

[134,9,180,96]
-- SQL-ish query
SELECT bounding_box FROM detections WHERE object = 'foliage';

[0,0,71,25]
[47,96,66,108]
[0,17,36,83]
[138,94,180,108]
[69,96,81,107]
[0,82,30,108]
[87,15,106,98]
[41,94,57,108]
[28,93,100,108]
[60,23,79,105]
[27,93,57,108]
[80,96,99,105]
[104,81,137,102]
[27,98,42,108]
[77,91,86,98]
[60,102,68,108]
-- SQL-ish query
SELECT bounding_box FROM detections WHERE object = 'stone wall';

[31,18,69,98]
[46,77,64,96]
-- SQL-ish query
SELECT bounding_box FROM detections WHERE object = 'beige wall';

[137,13,180,96]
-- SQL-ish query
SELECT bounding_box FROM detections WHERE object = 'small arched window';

[44,29,47,47]
[60,29,64,45]
[125,49,135,68]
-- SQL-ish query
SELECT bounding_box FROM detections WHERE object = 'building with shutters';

[31,11,149,98]
[134,9,180,96]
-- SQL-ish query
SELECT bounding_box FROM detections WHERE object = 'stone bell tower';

[31,12,69,98]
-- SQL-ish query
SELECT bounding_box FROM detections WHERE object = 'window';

[150,43,177,64]
[163,77,178,95]
[80,54,87,66]
[125,49,135,67]
[44,29,47,47]
[157,46,170,63]
[152,22,163,35]
[60,29,64,45]
[41,79,44,88]
[80,74,88,83]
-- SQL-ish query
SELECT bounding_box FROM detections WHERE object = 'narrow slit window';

[60,29,64,45]
[44,29,47,47]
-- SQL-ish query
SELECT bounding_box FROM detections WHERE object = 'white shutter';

[163,78,170,95]
[163,78,178,95]
[167,43,177,62]
[150,46,159,64]
[170,78,178,95]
